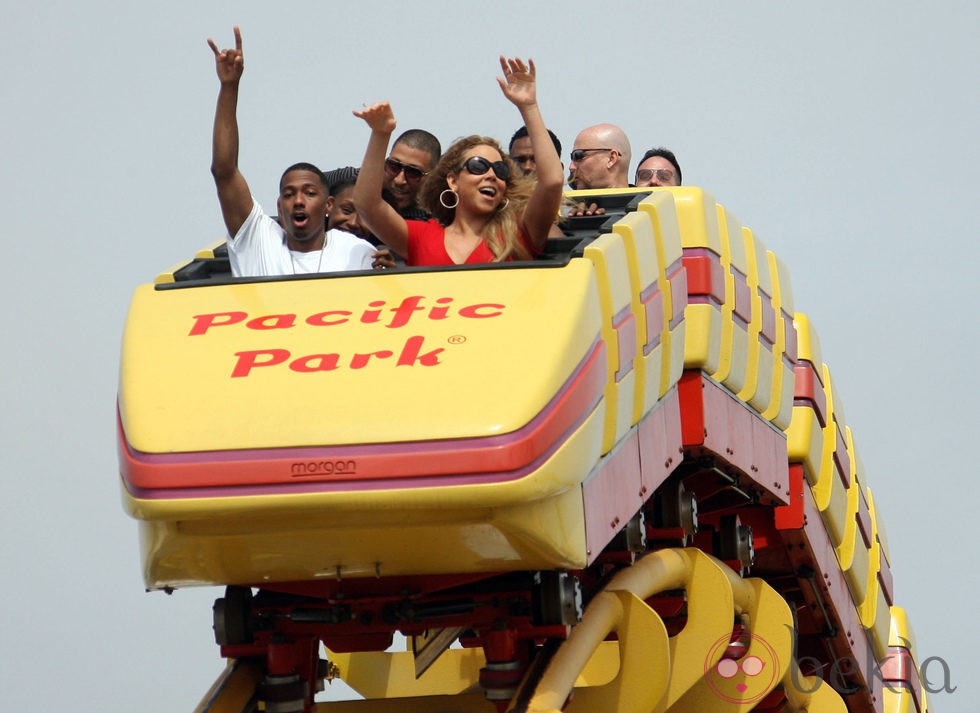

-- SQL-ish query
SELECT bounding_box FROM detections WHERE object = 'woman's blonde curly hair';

[417,136,536,261]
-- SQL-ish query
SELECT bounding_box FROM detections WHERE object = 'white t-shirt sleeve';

[352,240,377,270]
[322,229,379,272]
[226,201,291,277]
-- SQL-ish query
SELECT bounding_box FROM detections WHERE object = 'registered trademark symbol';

[448,335,466,345]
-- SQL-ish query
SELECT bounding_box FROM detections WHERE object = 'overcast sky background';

[1,1,976,710]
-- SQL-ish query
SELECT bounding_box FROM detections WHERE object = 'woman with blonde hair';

[353,57,563,265]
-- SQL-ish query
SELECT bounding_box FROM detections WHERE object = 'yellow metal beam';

[312,693,496,712]
[327,647,484,699]
[194,660,261,713]
[524,548,736,713]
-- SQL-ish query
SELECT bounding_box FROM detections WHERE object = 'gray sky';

[1,1,976,709]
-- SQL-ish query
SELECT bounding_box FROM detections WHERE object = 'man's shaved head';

[568,123,632,189]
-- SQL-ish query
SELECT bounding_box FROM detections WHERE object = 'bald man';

[567,123,632,190]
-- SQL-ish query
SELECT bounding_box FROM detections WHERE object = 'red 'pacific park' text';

[189,296,506,335]
[187,296,508,378]
[232,336,443,377]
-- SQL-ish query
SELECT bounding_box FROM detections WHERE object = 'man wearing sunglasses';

[383,129,441,221]
[567,123,632,191]
[634,147,682,187]
[566,123,632,217]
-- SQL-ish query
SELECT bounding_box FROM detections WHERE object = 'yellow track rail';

[275,549,848,712]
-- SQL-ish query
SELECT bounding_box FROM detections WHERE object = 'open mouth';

[479,186,498,199]
[291,212,309,229]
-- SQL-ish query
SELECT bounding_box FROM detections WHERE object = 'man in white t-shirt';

[208,27,380,277]
[228,171,377,277]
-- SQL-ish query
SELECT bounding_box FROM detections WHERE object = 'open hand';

[353,101,397,134]
[497,57,537,107]
[207,26,244,84]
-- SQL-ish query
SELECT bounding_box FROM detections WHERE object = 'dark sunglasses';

[569,148,614,163]
[458,156,511,181]
[635,167,677,184]
[384,157,428,183]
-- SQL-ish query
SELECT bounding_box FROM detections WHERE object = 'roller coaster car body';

[118,192,679,590]
[120,258,621,587]
[118,188,926,713]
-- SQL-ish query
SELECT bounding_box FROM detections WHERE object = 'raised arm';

[207,27,253,237]
[497,57,563,251]
[352,102,409,257]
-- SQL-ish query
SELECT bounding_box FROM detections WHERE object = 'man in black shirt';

[382,129,441,221]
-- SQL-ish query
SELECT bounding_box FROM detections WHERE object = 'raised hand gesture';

[207,26,244,85]
[497,57,537,108]
[353,101,397,135]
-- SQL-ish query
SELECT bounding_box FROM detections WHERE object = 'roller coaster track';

[194,550,895,712]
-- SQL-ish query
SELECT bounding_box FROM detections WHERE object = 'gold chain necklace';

[289,232,329,274]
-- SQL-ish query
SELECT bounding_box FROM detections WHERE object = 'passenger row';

[208,26,682,278]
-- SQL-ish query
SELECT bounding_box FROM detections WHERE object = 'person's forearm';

[353,125,408,256]
[211,82,241,180]
[353,128,392,216]
[520,103,562,191]
[518,102,564,249]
